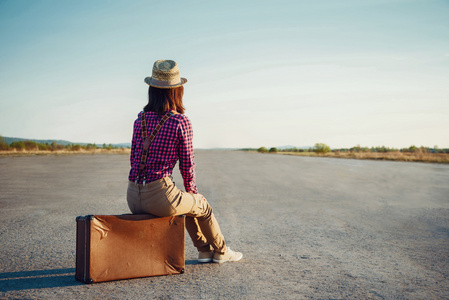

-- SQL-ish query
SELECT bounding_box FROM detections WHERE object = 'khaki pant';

[126,177,227,254]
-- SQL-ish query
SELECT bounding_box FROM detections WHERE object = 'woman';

[127,59,242,264]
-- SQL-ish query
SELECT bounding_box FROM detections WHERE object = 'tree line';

[256,143,449,154]
[0,136,125,152]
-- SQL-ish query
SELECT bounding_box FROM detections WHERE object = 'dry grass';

[0,148,131,156]
[278,151,449,164]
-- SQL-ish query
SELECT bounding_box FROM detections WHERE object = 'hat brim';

[144,77,187,88]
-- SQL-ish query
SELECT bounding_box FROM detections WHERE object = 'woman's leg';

[182,192,242,263]
[128,177,230,256]
[185,217,213,253]
[182,194,227,254]
[159,177,227,254]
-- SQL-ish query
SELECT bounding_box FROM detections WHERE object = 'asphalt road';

[0,151,448,299]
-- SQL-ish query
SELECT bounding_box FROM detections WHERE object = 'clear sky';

[1,0,448,149]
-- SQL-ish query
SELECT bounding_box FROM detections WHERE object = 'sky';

[1,0,448,149]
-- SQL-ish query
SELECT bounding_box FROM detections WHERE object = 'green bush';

[257,147,268,153]
[269,147,278,153]
[313,143,331,154]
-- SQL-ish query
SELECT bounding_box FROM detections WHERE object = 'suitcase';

[75,214,185,283]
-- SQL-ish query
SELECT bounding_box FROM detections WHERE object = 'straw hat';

[144,59,187,88]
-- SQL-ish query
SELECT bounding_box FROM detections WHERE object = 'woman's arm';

[130,117,140,167]
[177,117,198,194]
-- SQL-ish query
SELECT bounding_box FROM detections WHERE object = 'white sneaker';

[198,251,214,263]
[212,248,243,263]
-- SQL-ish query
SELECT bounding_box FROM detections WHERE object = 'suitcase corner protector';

[75,275,93,284]
[76,215,94,222]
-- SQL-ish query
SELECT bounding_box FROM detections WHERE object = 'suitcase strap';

[137,110,174,184]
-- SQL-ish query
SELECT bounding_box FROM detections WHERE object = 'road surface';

[1,151,448,299]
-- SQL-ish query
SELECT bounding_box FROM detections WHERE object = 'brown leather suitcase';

[75,214,185,283]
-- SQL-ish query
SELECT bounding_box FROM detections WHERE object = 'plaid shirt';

[128,111,198,194]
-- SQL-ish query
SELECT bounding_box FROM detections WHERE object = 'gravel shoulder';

[0,151,448,299]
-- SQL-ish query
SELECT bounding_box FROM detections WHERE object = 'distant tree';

[313,143,331,154]
[419,146,429,153]
[38,143,48,151]
[53,142,64,150]
[269,147,278,153]
[351,145,362,153]
[351,144,371,153]
[377,145,388,153]
[433,145,443,154]
[0,135,10,150]
[24,140,38,151]
[11,141,25,150]
[86,143,97,150]
[408,145,417,153]
[257,147,268,153]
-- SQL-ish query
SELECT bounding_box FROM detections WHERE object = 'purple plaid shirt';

[128,111,198,194]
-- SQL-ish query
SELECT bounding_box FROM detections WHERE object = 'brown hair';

[144,86,185,116]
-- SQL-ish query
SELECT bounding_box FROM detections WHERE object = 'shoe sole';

[198,258,213,263]
[212,253,243,263]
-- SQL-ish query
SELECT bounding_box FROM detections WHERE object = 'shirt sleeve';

[177,116,198,194]
[129,113,142,167]
[130,118,139,167]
